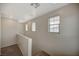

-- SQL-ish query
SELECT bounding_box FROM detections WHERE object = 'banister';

[16,33,32,56]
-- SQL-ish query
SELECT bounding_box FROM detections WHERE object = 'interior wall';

[24,4,79,55]
[78,4,79,55]
[0,15,1,55]
[1,16,25,48]
[0,15,1,47]
[17,23,25,34]
[1,17,17,47]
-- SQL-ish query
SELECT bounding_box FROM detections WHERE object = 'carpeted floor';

[1,44,23,56]
[1,44,50,56]
[32,50,50,56]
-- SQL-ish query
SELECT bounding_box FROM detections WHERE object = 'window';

[32,22,36,32]
[48,16,60,32]
[25,24,28,31]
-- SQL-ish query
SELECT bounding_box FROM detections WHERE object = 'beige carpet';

[32,50,50,56]
[1,44,50,56]
[1,44,23,56]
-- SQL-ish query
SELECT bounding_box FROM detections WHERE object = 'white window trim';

[25,24,28,31]
[48,16,60,33]
[32,22,36,32]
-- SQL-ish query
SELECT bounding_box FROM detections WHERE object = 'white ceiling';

[0,3,68,23]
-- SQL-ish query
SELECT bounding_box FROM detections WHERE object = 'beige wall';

[17,23,25,34]
[1,17,25,48]
[1,17,17,47]
[0,15,1,55]
[0,15,1,47]
[24,4,79,55]
[78,4,79,55]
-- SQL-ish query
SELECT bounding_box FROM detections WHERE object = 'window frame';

[32,22,36,32]
[25,24,28,31]
[48,16,60,33]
